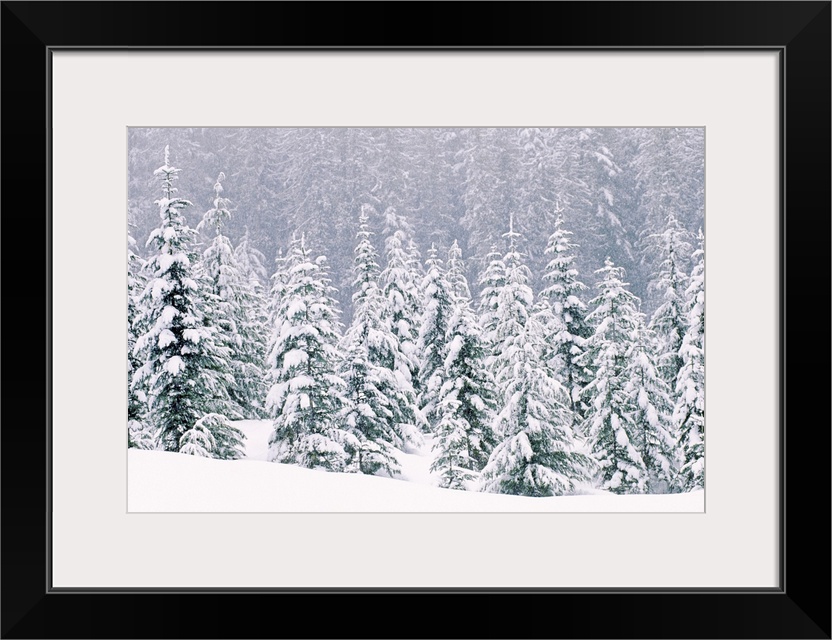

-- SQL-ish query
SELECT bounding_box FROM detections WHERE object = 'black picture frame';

[2,2,829,638]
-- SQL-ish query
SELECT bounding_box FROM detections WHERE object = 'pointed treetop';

[153,145,181,199]
[446,240,471,301]
[553,199,567,233]
[502,211,522,253]
[602,256,616,271]
[199,172,232,236]
[359,204,371,228]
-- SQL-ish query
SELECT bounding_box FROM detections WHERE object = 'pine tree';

[430,245,498,488]
[233,227,271,418]
[625,320,676,492]
[132,147,245,459]
[416,243,454,429]
[380,227,422,409]
[476,245,507,365]
[127,229,154,449]
[490,215,534,412]
[266,238,301,343]
[405,238,425,397]
[341,211,421,475]
[265,235,355,471]
[579,258,646,494]
[480,313,589,497]
[430,397,476,489]
[647,213,692,386]
[673,230,704,491]
[406,239,425,312]
[445,240,471,301]
[196,173,267,419]
[539,211,593,417]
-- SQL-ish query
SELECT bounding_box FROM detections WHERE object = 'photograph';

[126,127,705,513]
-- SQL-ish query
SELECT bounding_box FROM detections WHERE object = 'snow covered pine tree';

[430,242,498,489]
[340,211,422,475]
[579,258,647,493]
[132,147,245,459]
[480,216,589,497]
[265,234,354,471]
[197,173,268,420]
[538,211,593,418]
[673,230,705,491]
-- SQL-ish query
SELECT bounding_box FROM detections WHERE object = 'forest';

[128,128,704,497]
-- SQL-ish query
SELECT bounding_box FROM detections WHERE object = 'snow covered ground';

[128,420,704,512]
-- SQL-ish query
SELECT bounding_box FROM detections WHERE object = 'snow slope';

[128,421,704,513]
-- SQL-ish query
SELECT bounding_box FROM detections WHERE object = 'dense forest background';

[128,127,704,318]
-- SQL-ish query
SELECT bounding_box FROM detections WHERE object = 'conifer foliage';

[625,321,676,492]
[127,230,154,450]
[265,235,353,471]
[480,311,589,497]
[416,244,454,428]
[341,211,421,476]
[477,245,507,366]
[647,213,692,386]
[479,216,589,497]
[380,226,422,404]
[673,230,705,491]
[489,215,534,405]
[132,147,245,459]
[126,132,706,500]
[580,259,646,493]
[197,173,268,420]
[430,243,498,488]
[539,211,592,415]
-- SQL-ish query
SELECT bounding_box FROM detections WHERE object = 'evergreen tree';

[341,211,422,475]
[406,239,426,313]
[673,230,705,491]
[430,247,498,488]
[380,227,422,406]
[625,320,676,492]
[234,227,271,417]
[480,313,589,497]
[416,243,454,428]
[579,258,646,494]
[445,239,471,301]
[132,147,245,459]
[430,396,476,489]
[127,229,154,449]
[476,245,507,366]
[539,211,593,417]
[405,238,425,396]
[230,253,269,418]
[265,235,355,471]
[197,173,267,419]
[490,215,534,410]
[266,238,301,342]
[647,213,692,386]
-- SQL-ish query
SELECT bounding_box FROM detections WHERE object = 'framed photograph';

[125,124,706,515]
[2,2,829,638]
